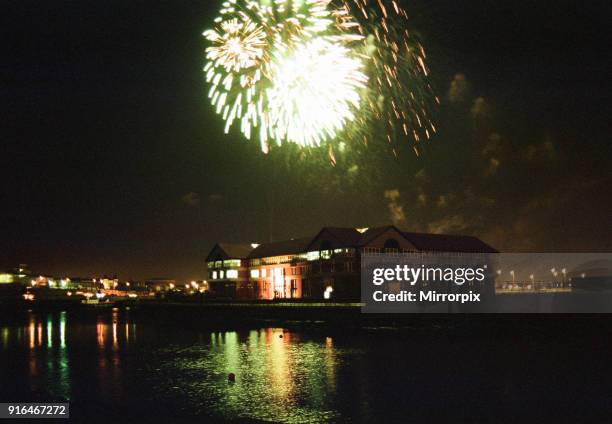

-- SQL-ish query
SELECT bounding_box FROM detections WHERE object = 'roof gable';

[305,227,362,251]
[206,243,254,261]
[248,238,312,259]
[359,226,417,249]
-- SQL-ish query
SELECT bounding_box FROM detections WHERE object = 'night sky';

[3,1,611,280]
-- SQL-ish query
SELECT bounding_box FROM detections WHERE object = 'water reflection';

[1,311,343,422]
[163,328,339,422]
[1,309,139,403]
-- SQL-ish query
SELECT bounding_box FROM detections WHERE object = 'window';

[261,268,267,278]
[250,269,260,279]
[226,270,238,279]
[384,238,401,252]
[306,251,320,261]
[219,270,224,279]
[223,259,241,268]
[212,271,218,280]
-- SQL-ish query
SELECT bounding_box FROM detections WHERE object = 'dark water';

[0,308,610,423]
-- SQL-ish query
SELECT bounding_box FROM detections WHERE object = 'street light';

[561,268,567,286]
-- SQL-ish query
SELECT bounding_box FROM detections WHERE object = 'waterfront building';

[248,238,312,300]
[206,226,497,300]
[206,243,254,298]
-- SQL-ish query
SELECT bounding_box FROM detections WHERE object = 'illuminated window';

[274,268,284,294]
[212,271,218,280]
[262,269,267,278]
[0,274,14,284]
[306,251,320,261]
[226,270,238,279]
[220,271,224,279]
[250,269,260,279]
[223,259,241,268]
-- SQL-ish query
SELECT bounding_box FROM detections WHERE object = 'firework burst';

[266,37,367,147]
[204,0,364,150]
[203,0,436,154]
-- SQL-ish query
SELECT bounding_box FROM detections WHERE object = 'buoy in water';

[228,373,236,383]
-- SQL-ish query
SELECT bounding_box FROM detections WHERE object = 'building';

[248,238,311,300]
[206,226,497,300]
[206,243,255,298]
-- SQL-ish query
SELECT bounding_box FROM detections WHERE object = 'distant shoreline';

[1,300,610,338]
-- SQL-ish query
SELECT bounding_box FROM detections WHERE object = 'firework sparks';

[265,37,367,147]
[203,0,436,154]
[344,0,438,151]
[204,18,266,74]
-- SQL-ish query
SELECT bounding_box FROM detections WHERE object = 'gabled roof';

[402,232,498,253]
[305,227,362,251]
[248,238,312,259]
[306,226,407,249]
[206,227,498,261]
[358,226,403,246]
[206,243,255,261]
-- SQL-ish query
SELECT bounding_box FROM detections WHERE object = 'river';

[0,308,610,422]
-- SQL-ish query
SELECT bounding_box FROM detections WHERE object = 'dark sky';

[2,1,611,280]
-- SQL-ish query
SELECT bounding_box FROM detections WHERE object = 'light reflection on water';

[2,309,611,422]
[12,312,71,400]
[0,309,345,422]
[154,328,341,422]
